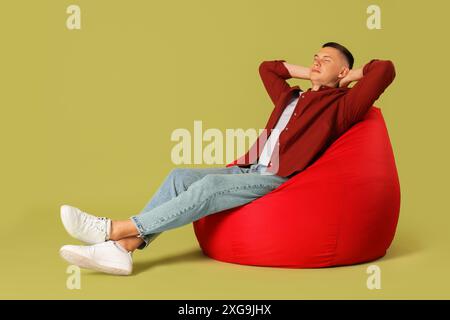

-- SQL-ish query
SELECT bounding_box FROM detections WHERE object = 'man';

[59,42,396,275]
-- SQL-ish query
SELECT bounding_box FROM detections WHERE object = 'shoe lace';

[95,217,108,233]
[80,214,107,234]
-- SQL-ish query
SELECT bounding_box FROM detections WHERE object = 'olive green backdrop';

[0,0,448,299]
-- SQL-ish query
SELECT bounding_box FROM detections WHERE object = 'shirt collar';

[307,84,339,92]
[289,84,346,98]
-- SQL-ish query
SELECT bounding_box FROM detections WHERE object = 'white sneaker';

[60,205,111,244]
[59,241,133,276]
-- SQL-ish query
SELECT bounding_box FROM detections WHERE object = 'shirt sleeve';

[338,59,396,128]
[259,60,294,106]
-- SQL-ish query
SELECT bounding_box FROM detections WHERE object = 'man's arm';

[282,62,312,80]
[338,67,364,88]
[338,59,396,128]
[259,60,310,106]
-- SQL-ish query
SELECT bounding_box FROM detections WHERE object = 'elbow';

[382,60,396,82]
[259,60,286,72]
[258,61,269,75]
[367,59,396,82]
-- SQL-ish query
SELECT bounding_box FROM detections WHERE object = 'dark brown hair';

[322,42,354,69]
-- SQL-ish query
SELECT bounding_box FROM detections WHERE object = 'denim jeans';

[130,163,289,250]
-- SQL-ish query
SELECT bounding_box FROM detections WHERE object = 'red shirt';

[227,59,396,178]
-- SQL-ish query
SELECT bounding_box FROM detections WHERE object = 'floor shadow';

[379,232,423,262]
[132,248,208,275]
[83,232,422,277]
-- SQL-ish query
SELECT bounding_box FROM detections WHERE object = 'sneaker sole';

[59,248,132,276]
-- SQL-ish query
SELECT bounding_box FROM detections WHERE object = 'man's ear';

[338,66,350,79]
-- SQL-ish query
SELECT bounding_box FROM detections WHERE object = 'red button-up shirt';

[227,58,396,178]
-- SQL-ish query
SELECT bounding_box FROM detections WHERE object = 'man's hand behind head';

[339,67,363,88]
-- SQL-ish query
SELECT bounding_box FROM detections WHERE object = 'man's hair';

[322,42,354,69]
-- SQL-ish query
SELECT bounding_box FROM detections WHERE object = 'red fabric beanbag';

[193,106,401,268]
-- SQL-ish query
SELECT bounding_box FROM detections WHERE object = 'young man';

[59,42,396,275]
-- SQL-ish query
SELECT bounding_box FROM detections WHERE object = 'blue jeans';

[130,163,289,249]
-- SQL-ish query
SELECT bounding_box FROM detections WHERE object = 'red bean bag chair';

[193,106,401,268]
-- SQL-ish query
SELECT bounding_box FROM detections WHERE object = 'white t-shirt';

[258,90,302,166]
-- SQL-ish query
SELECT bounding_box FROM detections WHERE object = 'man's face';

[310,47,349,87]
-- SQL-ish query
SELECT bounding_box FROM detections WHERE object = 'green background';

[1,0,449,299]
